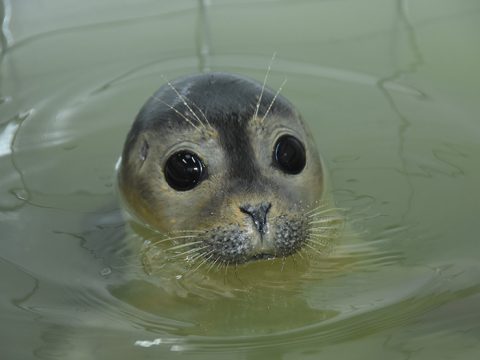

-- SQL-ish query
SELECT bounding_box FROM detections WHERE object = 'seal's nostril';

[239,202,272,235]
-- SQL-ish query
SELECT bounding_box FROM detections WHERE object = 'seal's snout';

[239,202,272,235]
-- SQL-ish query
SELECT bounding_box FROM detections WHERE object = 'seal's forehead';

[138,72,296,133]
[179,72,295,125]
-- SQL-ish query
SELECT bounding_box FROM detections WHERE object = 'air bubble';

[100,267,112,276]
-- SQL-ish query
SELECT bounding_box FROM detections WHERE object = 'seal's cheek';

[141,175,222,232]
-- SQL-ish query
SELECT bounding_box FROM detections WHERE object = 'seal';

[118,72,339,267]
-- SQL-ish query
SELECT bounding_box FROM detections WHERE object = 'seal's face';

[119,73,332,266]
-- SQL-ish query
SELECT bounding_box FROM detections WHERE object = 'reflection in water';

[0,0,31,212]
[211,54,425,98]
[0,110,34,211]
[2,3,198,53]
[0,257,40,311]
[378,0,424,221]
[0,0,13,50]
[196,0,213,73]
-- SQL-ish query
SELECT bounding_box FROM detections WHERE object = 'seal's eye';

[164,151,206,191]
[273,135,306,174]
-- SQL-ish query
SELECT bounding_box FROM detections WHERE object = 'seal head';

[119,72,328,265]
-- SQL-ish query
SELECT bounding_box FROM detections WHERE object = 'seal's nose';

[239,202,272,235]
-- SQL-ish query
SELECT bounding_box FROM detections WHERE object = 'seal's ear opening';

[140,139,149,162]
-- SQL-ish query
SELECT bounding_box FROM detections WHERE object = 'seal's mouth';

[251,253,276,261]
[197,217,311,265]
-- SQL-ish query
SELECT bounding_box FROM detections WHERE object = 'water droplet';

[10,188,28,201]
[100,267,112,276]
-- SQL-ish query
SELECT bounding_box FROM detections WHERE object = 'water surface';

[1,0,480,359]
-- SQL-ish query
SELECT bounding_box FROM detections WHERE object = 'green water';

[1,0,480,359]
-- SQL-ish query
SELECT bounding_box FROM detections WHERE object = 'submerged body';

[118,72,336,266]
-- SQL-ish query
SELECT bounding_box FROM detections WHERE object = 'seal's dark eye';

[273,135,306,174]
[164,151,206,191]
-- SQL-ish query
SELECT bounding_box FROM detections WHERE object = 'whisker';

[190,100,213,130]
[311,234,330,243]
[309,226,343,231]
[261,78,287,122]
[166,241,203,252]
[310,221,343,228]
[254,52,276,120]
[281,256,287,272]
[151,96,203,132]
[307,207,345,217]
[207,257,221,273]
[170,246,209,260]
[186,254,204,264]
[309,233,335,240]
[217,259,227,273]
[162,75,207,130]
[191,253,215,273]
[188,248,214,263]
[166,229,204,234]
[149,234,198,245]
[304,242,328,256]
[307,238,330,247]
[304,203,329,215]
[295,249,305,260]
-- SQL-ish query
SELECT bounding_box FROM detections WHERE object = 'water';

[1,0,480,359]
